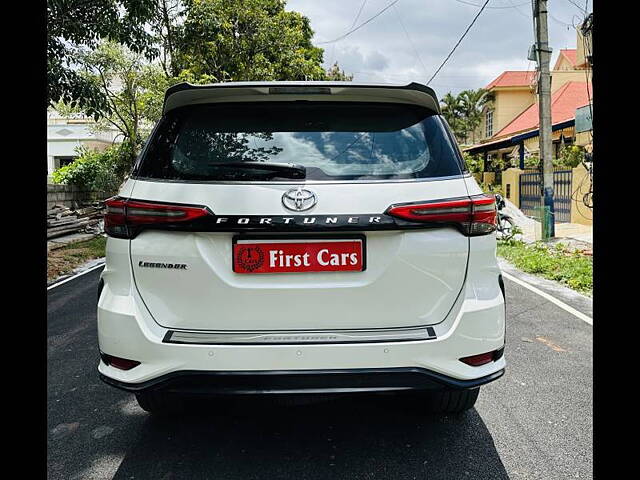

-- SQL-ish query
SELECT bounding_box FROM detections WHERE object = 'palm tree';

[459,88,490,144]
[440,92,466,142]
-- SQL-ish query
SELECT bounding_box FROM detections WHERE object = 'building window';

[55,156,76,169]
[485,110,494,137]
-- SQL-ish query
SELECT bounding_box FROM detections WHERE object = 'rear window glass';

[136,102,464,182]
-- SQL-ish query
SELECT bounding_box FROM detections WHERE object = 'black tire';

[135,391,184,415]
[417,388,480,414]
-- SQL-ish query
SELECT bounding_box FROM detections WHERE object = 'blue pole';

[543,186,555,237]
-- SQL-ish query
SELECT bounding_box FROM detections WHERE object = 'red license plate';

[233,238,365,274]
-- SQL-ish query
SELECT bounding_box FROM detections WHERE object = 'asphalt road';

[47,267,592,480]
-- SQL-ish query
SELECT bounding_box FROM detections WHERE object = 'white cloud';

[287,0,587,95]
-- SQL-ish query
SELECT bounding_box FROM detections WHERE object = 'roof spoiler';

[162,81,441,115]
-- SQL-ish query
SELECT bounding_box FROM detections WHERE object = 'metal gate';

[519,169,573,223]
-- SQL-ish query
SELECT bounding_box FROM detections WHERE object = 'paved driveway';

[47,267,592,479]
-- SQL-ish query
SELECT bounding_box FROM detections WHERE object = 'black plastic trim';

[163,82,440,114]
[97,278,104,303]
[99,367,505,395]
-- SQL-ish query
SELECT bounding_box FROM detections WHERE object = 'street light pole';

[534,0,555,237]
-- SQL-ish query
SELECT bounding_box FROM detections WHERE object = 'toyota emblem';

[282,187,317,212]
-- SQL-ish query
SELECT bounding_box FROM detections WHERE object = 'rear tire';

[135,391,184,415]
[417,388,480,414]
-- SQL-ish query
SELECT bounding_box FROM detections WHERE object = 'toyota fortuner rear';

[97,81,506,414]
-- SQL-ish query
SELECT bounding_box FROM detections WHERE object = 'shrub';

[462,152,483,174]
[52,143,134,192]
[556,145,585,168]
[497,240,592,295]
[480,182,504,197]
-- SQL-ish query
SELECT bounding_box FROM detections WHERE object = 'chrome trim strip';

[131,173,471,186]
[164,326,438,345]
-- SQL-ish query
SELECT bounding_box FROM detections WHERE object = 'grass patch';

[48,235,107,282]
[497,240,592,295]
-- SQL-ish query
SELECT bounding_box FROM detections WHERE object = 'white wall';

[47,122,121,175]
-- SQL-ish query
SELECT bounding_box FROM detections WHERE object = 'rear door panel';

[128,178,470,331]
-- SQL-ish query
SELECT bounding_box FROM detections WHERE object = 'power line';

[566,0,588,15]
[350,0,369,30]
[454,0,529,8]
[393,3,428,76]
[427,0,491,85]
[328,0,368,67]
[505,0,530,19]
[316,0,401,45]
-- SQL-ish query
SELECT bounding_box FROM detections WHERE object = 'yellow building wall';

[482,172,496,185]
[553,55,574,72]
[550,71,591,92]
[570,163,593,225]
[502,168,524,208]
[576,28,591,67]
[575,131,591,147]
[492,88,535,134]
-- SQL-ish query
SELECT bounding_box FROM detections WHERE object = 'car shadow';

[111,393,510,479]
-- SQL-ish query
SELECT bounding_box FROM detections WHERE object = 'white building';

[47,110,122,179]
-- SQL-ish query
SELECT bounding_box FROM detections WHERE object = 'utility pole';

[533,0,555,238]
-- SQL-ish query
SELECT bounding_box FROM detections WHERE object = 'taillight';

[104,197,211,238]
[386,194,497,236]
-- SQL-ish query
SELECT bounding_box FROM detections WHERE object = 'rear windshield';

[135,102,464,182]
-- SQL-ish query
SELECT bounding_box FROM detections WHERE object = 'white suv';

[97,81,505,414]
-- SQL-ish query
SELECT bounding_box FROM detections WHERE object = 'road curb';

[499,258,592,323]
[47,258,105,290]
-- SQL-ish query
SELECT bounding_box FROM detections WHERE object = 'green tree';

[52,145,125,192]
[440,92,465,141]
[325,62,354,81]
[556,145,585,168]
[47,0,157,117]
[459,88,489,144]
[440,89,490,144]
[80,41,170,172]
[150,0,186,77]
[174,0,327,81]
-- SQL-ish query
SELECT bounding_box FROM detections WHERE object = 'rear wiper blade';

[207,162,306,179]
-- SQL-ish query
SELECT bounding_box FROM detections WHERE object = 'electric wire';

[328,0,368,70]
[427,0,491,84]
[316,0,401,45]
[393,3,428,76]
[454,0,529,8]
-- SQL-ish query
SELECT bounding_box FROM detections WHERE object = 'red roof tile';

[484,71,536,90]
[493,81,592,138]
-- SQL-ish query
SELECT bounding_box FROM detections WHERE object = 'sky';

[287,0,591,95]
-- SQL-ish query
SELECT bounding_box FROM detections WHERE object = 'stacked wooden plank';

[47,202,105,239]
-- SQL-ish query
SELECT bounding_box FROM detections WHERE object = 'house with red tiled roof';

[464,24,592,171]
[553,49,578,71]
[495,82,592,139]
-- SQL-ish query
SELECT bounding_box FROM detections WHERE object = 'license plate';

[233,237,365,274]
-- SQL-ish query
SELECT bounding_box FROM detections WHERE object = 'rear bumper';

[98,235,506,387]
[99,367,505,395]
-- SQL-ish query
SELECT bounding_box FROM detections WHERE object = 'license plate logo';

[233,239,364,274]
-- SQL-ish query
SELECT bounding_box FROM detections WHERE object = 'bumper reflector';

[460,350,501,367]
[101,353,141,371]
